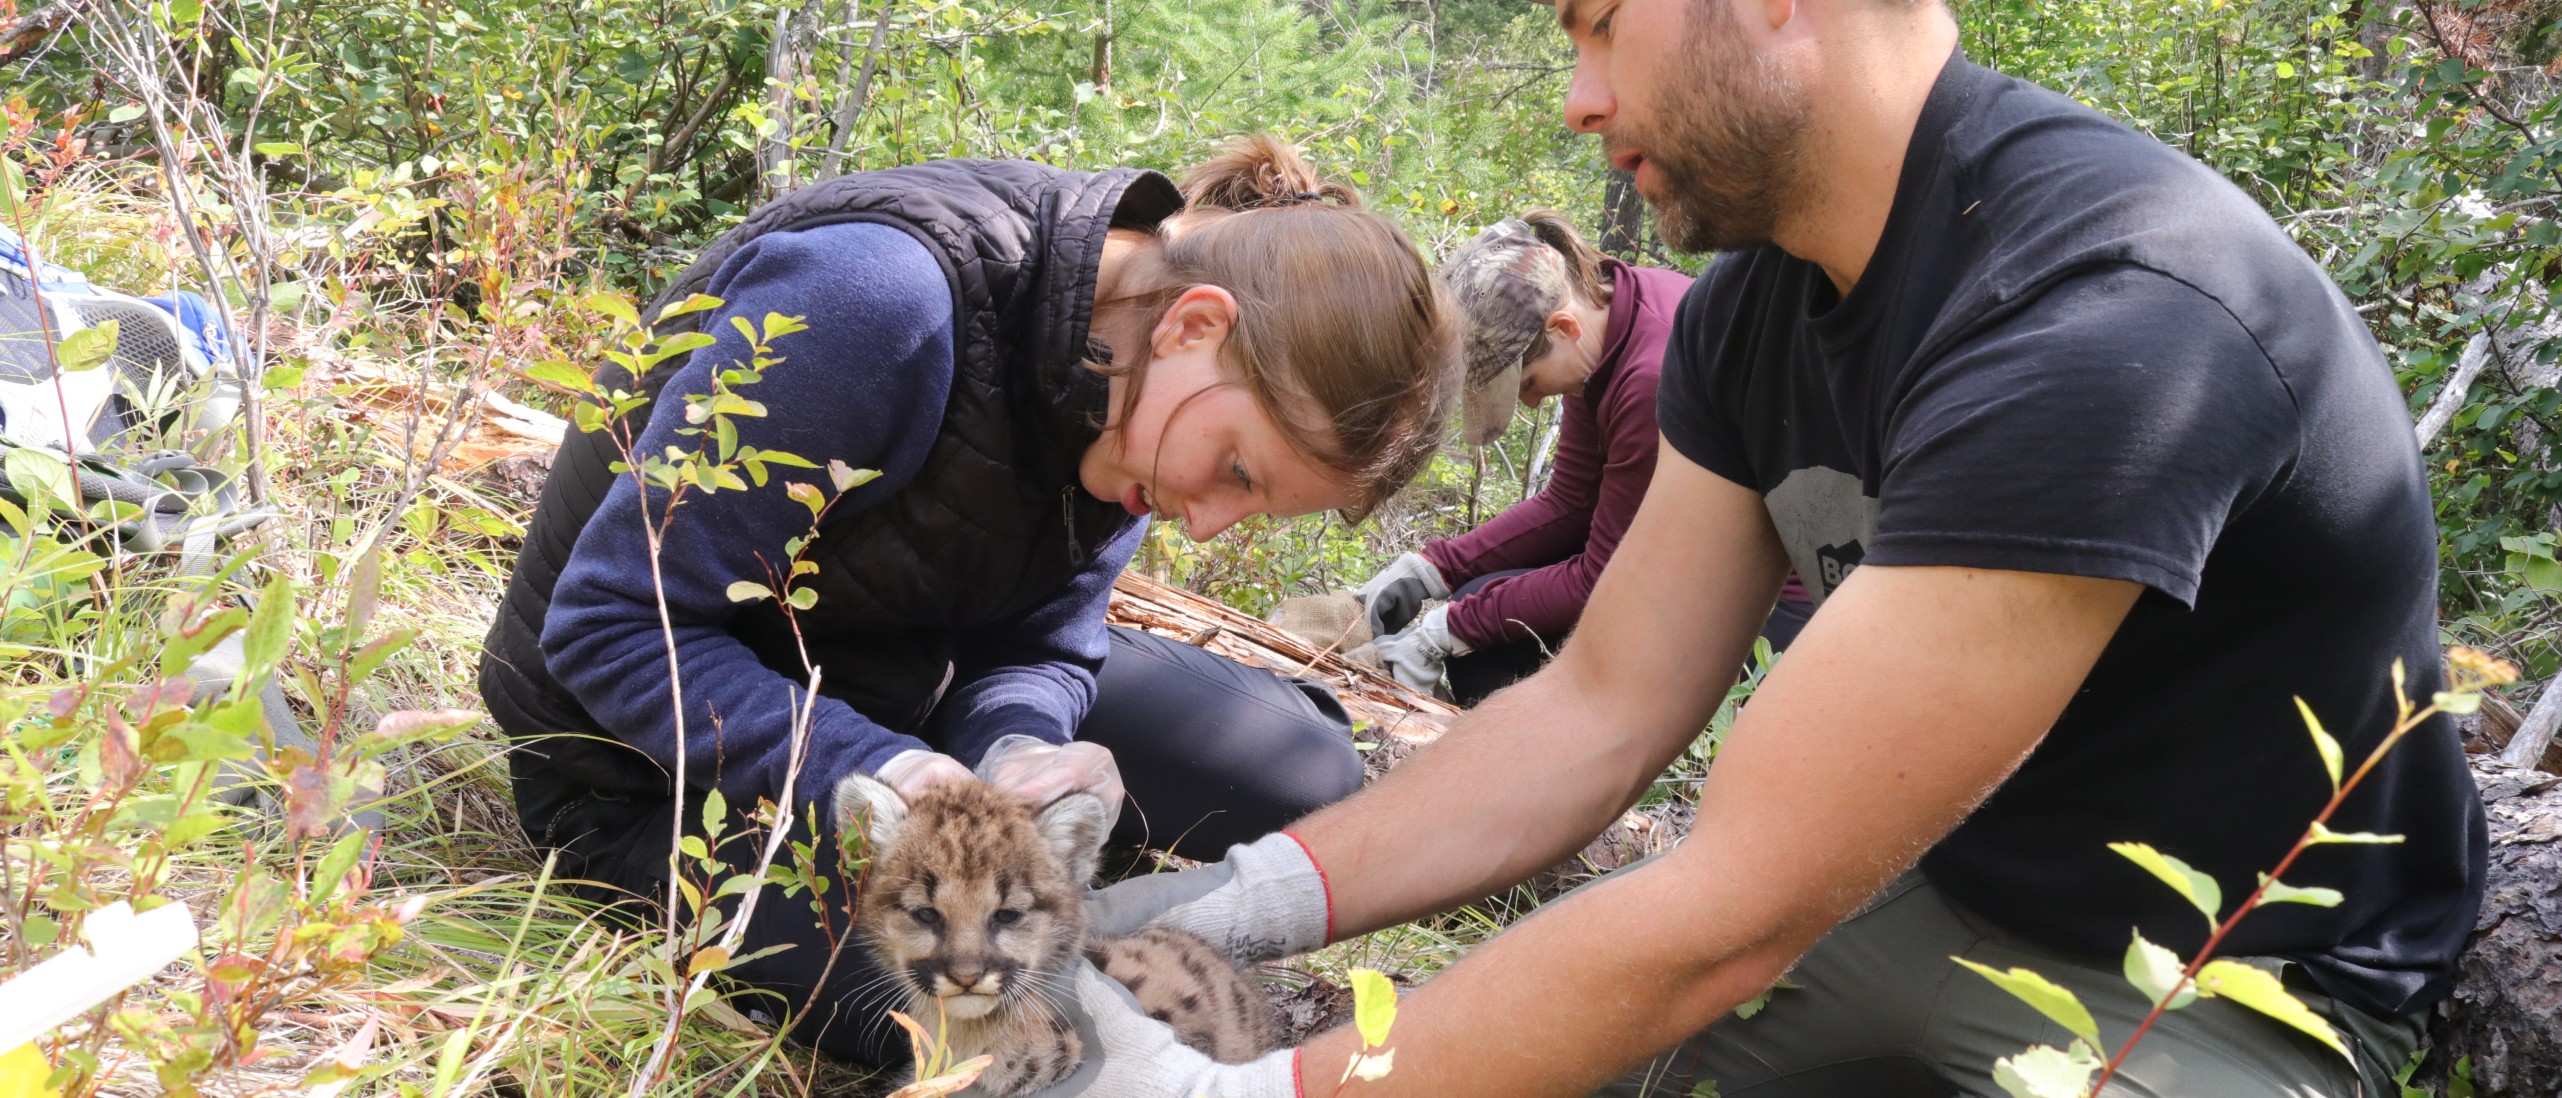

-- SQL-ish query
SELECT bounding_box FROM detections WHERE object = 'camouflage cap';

[1441,218,1569,446]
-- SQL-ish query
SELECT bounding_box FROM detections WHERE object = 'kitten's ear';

[1032,792,1110,886]
[832,772,909,856]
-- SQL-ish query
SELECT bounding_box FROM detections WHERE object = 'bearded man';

[1031,2,2486,1095]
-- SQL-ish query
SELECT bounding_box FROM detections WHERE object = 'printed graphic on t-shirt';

[1762,466,1876,605]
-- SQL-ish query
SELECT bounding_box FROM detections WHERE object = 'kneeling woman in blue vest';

[479,137,1457,1062]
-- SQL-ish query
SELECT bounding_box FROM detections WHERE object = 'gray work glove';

[1354,551,1449,638]
[1371,604,1468,694]
[1084,831,1332,966]
[1014,961,1298,1098]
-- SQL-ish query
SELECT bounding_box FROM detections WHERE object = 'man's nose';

[1562,52,1614,134]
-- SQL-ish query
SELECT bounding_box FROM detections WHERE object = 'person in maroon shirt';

[1361,213,1812,703]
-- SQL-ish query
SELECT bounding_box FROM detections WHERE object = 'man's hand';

[1355,551,1450,637]
[1018,962,1298,1097]
[1084,832,1331,964]
[1371,605,1468,692]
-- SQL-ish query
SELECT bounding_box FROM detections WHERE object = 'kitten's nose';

[941,961,989,990]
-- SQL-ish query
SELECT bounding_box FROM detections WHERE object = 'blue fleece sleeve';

[931,519,1147,765]
[541,221,954,814]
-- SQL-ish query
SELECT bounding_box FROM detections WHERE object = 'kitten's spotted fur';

[837,775,1282,1094]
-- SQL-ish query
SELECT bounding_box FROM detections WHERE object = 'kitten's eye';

[908,907,944,928]
[991,908,1024,926]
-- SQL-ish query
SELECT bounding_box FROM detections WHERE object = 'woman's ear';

[1545,307,1585,346]
[1150,285,1240,359]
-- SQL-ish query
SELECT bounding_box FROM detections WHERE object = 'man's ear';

[832,772,909,857]
[1150,285,1240,359]
[1032,792,1111,886]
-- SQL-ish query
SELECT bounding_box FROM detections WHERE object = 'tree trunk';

[2424,757,2562,1095]
[1598,168,1647,261]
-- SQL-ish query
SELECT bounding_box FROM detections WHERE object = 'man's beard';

[1621,2,1812,253]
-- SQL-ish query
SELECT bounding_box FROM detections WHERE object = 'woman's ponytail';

[1177,134,1365,212]
[1518,209,1613,307]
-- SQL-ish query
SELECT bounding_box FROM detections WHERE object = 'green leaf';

[1347,1049,1395,1083]
[2297,697,2342,792]
[786,587,818,611]
[1951,958,2099,1047]
[830,461,880,493]
[1734,989,1773,1019]
[760,312,810,339]
[168,0,201,23]
[2194,960,2348,1059]
[2122,931,2198,1011]
[656,293,724,321]
[524,360,595,393]
[236,571,299,697]
[2275,60,2297,78]
[2524,554,2562,594]
[2257,875,2344,908]
[2434,690,2483,715]
[252,142,303,157]
[4,447,77,511]
[54,320,122,373]
[0,157,23,222]
[1349,968,1398,1049]
[2307,823,2405,845]
[584,292,640,330]
[2108,842,2222,927]
[1990,1041,2104,1098]
[109,104,146,123]
[702,788,728,837]
[311,827,368,904]
[725,581,773,603]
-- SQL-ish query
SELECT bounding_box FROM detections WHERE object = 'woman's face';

[1080,287,1355,542]
[1516,304,1604,407]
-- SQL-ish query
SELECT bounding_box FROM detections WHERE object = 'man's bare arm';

[1291,559,2142,1096]
[1294,447,1791,937]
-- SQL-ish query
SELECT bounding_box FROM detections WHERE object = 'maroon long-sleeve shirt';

[1424,260,1808,650]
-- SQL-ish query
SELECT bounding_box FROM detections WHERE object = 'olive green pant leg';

[1601,873,2422,1098]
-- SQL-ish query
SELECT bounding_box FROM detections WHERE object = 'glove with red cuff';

[1082,831,1333,966]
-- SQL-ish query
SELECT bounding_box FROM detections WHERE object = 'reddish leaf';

[126,677,195,719]
[101,711,145,789]
[283,765,340,842]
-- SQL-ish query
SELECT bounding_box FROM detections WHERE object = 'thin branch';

[821,0,895,177]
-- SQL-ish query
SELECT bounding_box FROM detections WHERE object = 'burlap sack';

[1268,593,1372,654]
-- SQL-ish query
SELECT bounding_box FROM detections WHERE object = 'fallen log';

[2426,757,2562,1096]
[1105,572,1455,759]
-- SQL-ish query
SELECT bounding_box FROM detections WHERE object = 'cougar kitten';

[837,775,1282,1095]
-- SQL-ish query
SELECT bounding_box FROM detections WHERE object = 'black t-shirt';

[1659,54,2486,1017]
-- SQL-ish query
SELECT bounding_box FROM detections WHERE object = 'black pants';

[1443,569,1817,707]
[514,624,1361,1065]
